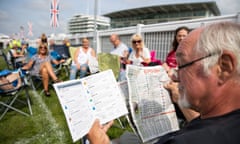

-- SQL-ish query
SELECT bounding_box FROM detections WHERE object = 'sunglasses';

[40,46,47,50]
[132,40,142,44]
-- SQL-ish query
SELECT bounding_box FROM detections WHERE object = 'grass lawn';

[0,55,132,144]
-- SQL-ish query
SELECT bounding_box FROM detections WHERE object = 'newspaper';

[53,70,128,142]
[126,65,179,143]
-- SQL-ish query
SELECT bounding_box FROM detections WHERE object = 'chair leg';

[66,66,70,76]
[25,86,33,115]
[117,118,125,129]
[63,65,69,77]
[29,76,43,92]
[29,77,36,91]
[0,94,29,120]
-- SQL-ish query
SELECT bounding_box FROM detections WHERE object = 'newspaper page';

[53,70,128,142]
[118,80,139,135]
[126,65,179,143]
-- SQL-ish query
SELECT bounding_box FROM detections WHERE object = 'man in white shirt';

[109,34,129,81]
[110,34,129,57]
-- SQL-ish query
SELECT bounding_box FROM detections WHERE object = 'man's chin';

[178,93,191,108]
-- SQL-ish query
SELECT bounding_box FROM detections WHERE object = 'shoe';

[53,79,62,83]
[44,90,51,97]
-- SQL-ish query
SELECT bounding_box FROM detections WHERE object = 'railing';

[31,13,240,62]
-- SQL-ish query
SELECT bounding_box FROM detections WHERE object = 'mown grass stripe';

[14,90,66,143]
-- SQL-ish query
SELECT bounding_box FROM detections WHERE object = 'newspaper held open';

[126,65,179,143]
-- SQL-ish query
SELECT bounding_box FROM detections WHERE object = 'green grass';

[0,55,132,144]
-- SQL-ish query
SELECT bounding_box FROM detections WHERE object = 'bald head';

[110,34,120,47]
[110,34,119,40]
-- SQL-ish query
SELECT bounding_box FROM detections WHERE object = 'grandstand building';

[103,0,220,28]
[68,14,110,34]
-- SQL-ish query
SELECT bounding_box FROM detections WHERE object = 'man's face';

[175,28,211,111]
[110,37,117,47]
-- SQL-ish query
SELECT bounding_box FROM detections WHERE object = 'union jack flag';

[50,0,59,27]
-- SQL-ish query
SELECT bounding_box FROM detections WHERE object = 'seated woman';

[10,40,26,58]
[162,26,190,74]
[127,34,151,66]
[69,37,96,79]
[8,40,27,68]
[22,43,64,96]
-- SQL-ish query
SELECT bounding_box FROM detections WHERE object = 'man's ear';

[217,52,236,84]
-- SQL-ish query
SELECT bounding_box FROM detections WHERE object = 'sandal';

[53,79,62,83]
[44,90,51,97]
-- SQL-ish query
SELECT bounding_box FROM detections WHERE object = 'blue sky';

[0,0,239,39]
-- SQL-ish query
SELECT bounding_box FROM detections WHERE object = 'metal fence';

[60,13,240,62]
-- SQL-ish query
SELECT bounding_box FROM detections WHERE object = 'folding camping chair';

[69,46,78,60]
[52,44,70,59]
[5,49,28,69]
[52,44,71,76]
[141,50,162,66]
[0,69,32,120]
[97,53,121,80]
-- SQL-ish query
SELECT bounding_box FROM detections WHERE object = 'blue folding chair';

[0,69,32,120]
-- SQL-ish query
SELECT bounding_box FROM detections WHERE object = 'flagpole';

[94,0,98,52]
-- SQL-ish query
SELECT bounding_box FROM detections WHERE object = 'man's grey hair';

[194,21,240,75]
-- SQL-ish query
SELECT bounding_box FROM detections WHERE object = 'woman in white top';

[69,38,96,79]
[128,34,151,66]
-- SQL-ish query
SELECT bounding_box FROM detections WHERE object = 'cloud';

[0,10,8,20]
[217,0,240,14]
[25,0,50,11]
[1,0,240,38]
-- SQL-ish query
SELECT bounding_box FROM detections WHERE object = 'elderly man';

[110,34,129,58]
[110,34,129,81]
[87,21,240,144]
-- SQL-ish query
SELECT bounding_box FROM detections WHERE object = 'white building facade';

[68,14,110,34]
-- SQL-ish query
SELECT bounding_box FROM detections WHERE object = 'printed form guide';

[126,65,179,143]
[53,70,128,142]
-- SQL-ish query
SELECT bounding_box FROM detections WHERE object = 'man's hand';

[87,119,114,144]
[164,81,179,104]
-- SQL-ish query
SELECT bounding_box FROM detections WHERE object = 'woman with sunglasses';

[127,34,151,66]
[22,43,64,96]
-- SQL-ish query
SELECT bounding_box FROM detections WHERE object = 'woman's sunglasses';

[40,46,47,50]
[132,40,142,44]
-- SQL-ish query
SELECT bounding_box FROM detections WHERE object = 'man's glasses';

[132,40,142,44]
[172,52,218,82]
